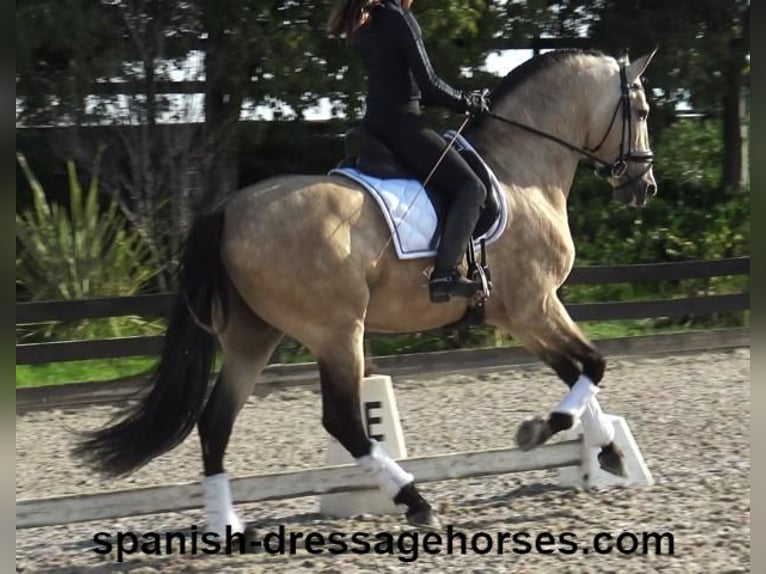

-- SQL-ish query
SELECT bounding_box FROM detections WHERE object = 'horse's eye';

[637,110,649,121]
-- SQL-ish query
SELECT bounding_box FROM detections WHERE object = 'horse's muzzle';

[613,166,657,207]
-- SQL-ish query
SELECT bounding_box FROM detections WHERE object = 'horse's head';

[589,50,658,207]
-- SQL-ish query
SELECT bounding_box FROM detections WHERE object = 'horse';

[75,49,658,535]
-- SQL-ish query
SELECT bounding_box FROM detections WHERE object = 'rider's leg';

[428,174,487,302]
[365,113,487,302]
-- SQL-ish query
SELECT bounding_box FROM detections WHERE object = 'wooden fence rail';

[16,257,749,366]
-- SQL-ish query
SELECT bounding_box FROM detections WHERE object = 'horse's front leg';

[492,296,626,477]
[315,319,442,529]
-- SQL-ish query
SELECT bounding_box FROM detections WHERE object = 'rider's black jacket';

[350,0,466,117]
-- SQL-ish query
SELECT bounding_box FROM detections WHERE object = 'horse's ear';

[626,47,658,83]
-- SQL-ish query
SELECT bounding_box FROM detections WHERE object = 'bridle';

[483,62,654,190]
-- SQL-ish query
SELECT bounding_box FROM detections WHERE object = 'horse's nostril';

[647,184,657,197]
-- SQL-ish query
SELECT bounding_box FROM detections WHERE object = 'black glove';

[462,89,491,115]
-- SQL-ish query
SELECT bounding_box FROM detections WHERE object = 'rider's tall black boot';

[429,202,485,303]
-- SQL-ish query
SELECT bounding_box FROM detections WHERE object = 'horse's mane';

[470,49,607,130]
[492,49,606,99]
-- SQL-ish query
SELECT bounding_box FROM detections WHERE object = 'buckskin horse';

[75,49,658,534]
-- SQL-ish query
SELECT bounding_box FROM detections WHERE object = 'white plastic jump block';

[558,414,654,488]
[319,375,409,517]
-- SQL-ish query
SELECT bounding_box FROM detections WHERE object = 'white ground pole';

[16,377,654,530]
[17,441,585,529]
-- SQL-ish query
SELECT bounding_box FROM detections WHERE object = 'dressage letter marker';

[320,375,408,517]
[364,401,385,441]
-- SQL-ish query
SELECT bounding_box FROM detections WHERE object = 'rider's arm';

[392,10,466,112]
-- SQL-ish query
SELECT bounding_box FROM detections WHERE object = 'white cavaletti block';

[558,414,654,488]
[320,375,409,517]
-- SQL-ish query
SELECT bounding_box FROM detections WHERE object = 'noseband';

[483,62,654,189]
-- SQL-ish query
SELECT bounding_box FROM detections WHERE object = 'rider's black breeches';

[364,111,487,272]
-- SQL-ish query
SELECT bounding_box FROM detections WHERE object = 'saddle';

[336,125,501,240]
[335,125,502,321]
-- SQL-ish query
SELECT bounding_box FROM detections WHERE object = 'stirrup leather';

[467,238,492,300]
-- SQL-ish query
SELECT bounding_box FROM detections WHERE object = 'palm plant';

[16,151,163,340]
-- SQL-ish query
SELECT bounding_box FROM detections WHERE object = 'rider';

[329,0,491,303]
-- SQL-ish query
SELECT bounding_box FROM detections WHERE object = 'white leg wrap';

[356,440,414,498]
[581,395,615,446]
[203,473,245,537]
[553,374,598,419]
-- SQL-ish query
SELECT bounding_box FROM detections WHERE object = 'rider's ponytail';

[327,0,377,37]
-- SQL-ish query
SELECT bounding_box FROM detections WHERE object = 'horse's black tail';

[73,207,229,477]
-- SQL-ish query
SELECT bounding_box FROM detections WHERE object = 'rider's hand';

[462,89,491,115]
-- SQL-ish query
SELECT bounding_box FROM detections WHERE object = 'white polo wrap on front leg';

[581,395,616,446]
[355,440,414,498]
[203,473,245,537]
[553,374,599,419]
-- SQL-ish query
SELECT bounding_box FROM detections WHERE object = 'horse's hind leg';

[315,320,440,529]
[197,305,283,537]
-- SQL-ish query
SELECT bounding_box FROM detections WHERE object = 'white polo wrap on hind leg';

[203,473,245,537]
[553,374,599,419]
[581,395,616,446]
[356,440,414,498]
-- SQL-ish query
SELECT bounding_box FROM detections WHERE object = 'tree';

[16,0,124,126]
[17,0,506,288]
[18,1,209,288]
[486,0,749,191]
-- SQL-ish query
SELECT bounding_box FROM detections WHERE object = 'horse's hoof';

[598,443,627,478]
[406,508,443,532]
[515,417,551,451]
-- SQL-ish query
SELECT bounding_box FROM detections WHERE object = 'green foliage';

[559,114,749,332]
[16,357,156,388]
[569,187,749,265]
[568,118,748,266]
[566,181,749,317]
[563,117,748,329]
[14,1,512,125]
[653,119,724,189]
[16,152,163,340]
[587,0,748,110]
